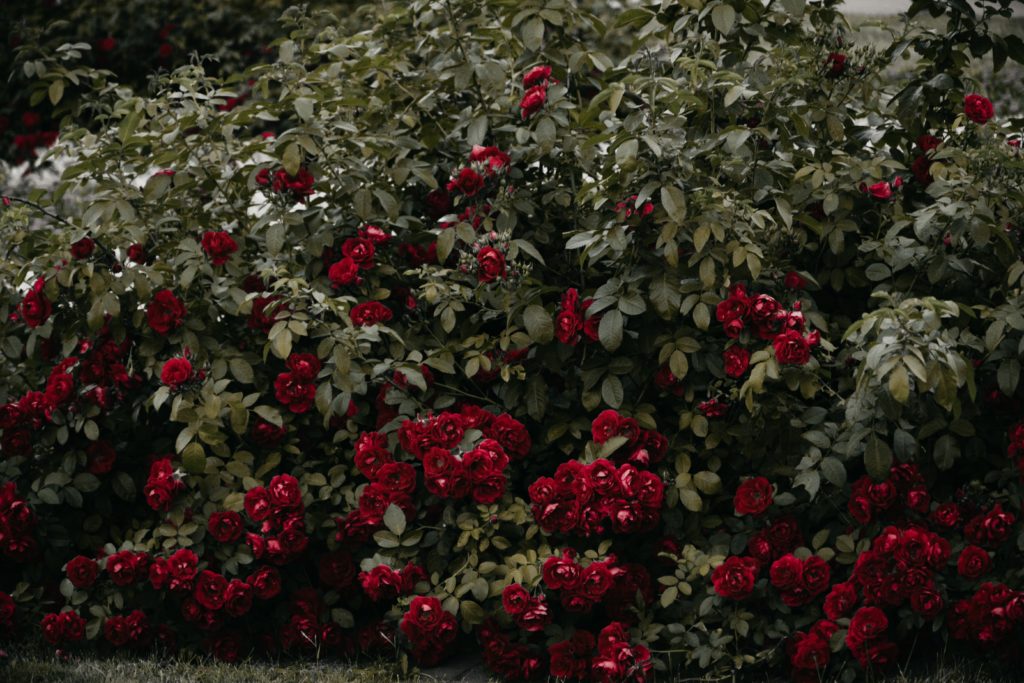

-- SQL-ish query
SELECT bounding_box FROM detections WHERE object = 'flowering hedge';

[1,0,1024,681]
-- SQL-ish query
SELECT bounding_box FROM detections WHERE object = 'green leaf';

[383,503,406,536]
[182,442,206,474]
[523,305,553,343]
[660,185,687,223]
[436,229,456,263]
[864,434,893,480]
[48,79,64,106]
[294,97,315,121]
[229,358,255,384]
[598,310,624,352]
[711,4,736,34]
[820,457,846,487]
[888,364,910,403]
[522,16,545,51]
[933,434,959,470]
[601,375,624,408]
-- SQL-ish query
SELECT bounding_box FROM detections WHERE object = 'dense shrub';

[1,0,1023,681]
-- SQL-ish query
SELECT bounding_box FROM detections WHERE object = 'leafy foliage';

[1,0,1023,681]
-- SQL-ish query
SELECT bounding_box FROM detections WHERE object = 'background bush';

[1,0,1023,681]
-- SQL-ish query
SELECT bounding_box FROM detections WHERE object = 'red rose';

[825,52,846,77]
[360,565,403,602]
[424,188,452,218]
[518,599,552,632]
[86,440,117,474]
[350,301,393,326]
[146,290,187,335]
[194,570,228,611]
[342,237,376,269]
[773,330,811,365]
[208,511,244,543]
[268,473,302,510]
[769,554,803,591]
[789,631,830,671]
[273,372,315,414]
[823,581,857,620]
[711,556,759,600]
[61,611,86,642]
[286,353,321,382]
[964,93,994,124]
[485,413,531,459]
[801,556,831,595]
[476,247,507,283]
[223,580,253,617]
[400,596,456,643]
[244,486,272,521]
[502,583,531,615]
[543,550,582,591]
[723,345,751,378]
[41,613,64,644]
[784,271,806,289]
[451,167,485,196]
[127,243,148,264]
[251,419,287,447]
[249,295,284,331]
[247,566,281,600]
[591,410,622,444]
[106,550,142,586]
[734,477,773,515]
[520,85,548,119]
[957,545,991,579]
[846,606,888,650]
[19,280,52,328]
[328,257,362,287]
[201,231,238,266]
[522,65,552,88]
[66,555,99,589]
[71,237,95,259]
[910,587,943,617]
[161,357,194,389]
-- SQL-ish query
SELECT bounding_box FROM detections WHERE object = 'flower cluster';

[274,353,320,414]
[529,460,663,535]
[589,410,668,466]
[847,463,930,526]
[400,596,457,666]
[143,457,185,511]
[0,482,37,561]
[519,65,553,119]
[243,474,308,565]
[555,288,600,346]
[256,166,315,202]
[949,582,1024,647]
[446,146,510,199]
[715,283,819,365]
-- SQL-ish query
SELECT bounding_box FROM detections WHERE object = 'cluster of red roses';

[400,596,458,666]
[479,619,545,680]
[0,482,37,561]
[143,457,184,511]
[243,474,309,565]
[446,145,510,199]
[2,328,138,458]
[326,226,390,288]
[949,582,1024,647]
[612,195,655,222]
[40,610,87,645]
[529,460,663,536]
[541,549,653,616]
[200,231,239,266]
[769,554,831,607]
[273,352,320,414]
[255,166,315,202]
[847,462,930,526]
[548,624,654,682]
[8,108,58,161]
[715,283,818,366]
[519,65,553,119]
[589,410,668,467]
[359,562,425,602]
[711,521,810,602]
[146,289,187,335]
[501,584,552,632]
[555,288,600,347]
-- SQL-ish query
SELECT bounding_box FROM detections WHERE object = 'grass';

[2,649,1022,683]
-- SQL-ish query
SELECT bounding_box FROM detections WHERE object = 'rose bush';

[1,0,1024,681]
